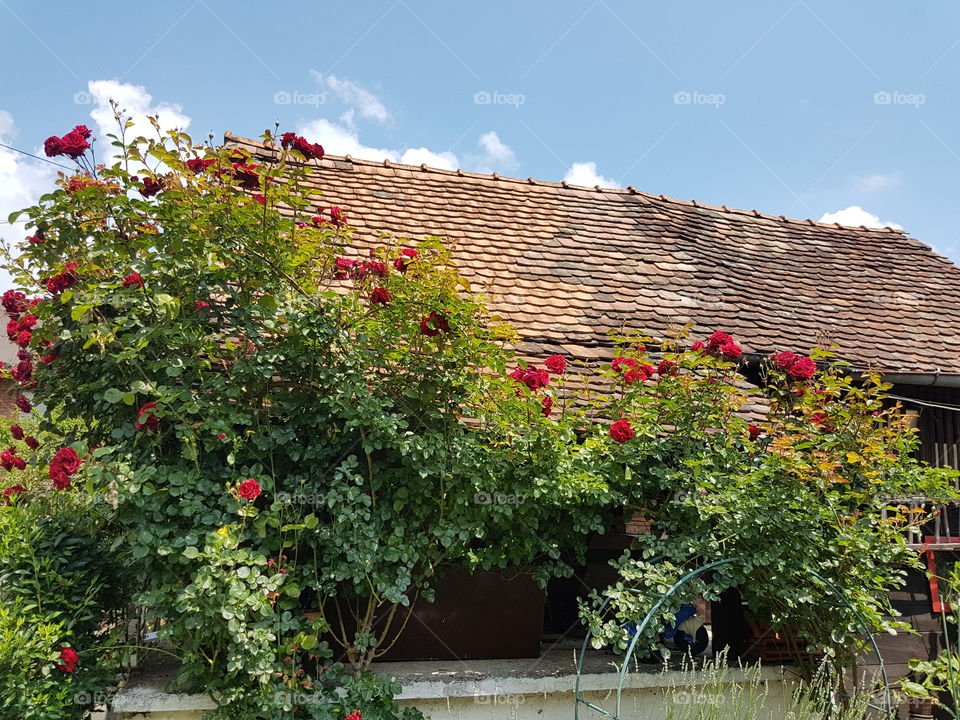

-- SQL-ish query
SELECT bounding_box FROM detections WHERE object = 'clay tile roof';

[226,132,960,375]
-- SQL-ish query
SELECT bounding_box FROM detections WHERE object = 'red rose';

[196,301,210,310]
[771,351,799,370]
[541,396,553,417]
[329,207,347,227]
[544,355,566,374]
[11,360,32,383]
[10,425,23,441]
[123,272,143,288]
[27,235,43,245]
[15,330,31,348]
[690,340,706,352]
[185,157,215,174]
[361,261,389,279]
[2,290,27,316]
[18,314,37,329]
[138,176,163,197]
[43,136,63,157]
[657,360,677,376]
[419,312,451,337]
[291,136,324,160]
[232,162,260,190]
[2,484,26,504]
[747,424,761,441]
[707,331,733,350]
[370,287,391,305]
[24,436,39,450]
[393,248,419,272]
[15,396,31,413]
[73,125,92,139]
[719,341,743,360]
[333,257,359,279]
[51,447,81,475]
[788,357,817,380]
[56,647,79,673]
[612,357,639,373]
[46,265,78,294]
[609,418,634,443]
[238,478,261,500]
[252,193,266,205]
[59,130,90,159]
[135,402,160,432]
[1,447,24,471]
[280,132,297,148]
[217,433,226,440]
[522,368,550,390]
[345,712,363,720]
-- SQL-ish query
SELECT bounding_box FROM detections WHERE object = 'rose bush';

[5,114,606,718]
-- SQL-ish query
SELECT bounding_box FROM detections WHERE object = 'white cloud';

[88,80,191,159]
[297,119,518,174]
[0,111,58,291]
[852,171,901,194]
[297,117,455,169]
[309,71,389,125]
[466,131,518,174]
[819,205,902,230]
[563,161,620,189]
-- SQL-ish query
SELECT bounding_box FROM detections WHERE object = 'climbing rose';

[56,647,79,673]
[788,356,817,380]
[185,157,215,173]
[719,341,743,360]
[238,478,262,500]
[522,368,550,390]
[10,425,23,441]
[2,484,26,504]
[2,290,26,316]
[657,360,678,376]
[43,136,63,157]
[48,447,81,490]
[123,272,143,288]
[609,419,634,443]
[329,206,347,227]
[344,712,363,720]
[541,396,553,417]
[690,340,706,352]
[370,287,391,305]
[419,312,451,337]
[137,176,163,197]
[46,263,78,294]
[24,436,38,450]
[772,351,799,370]
[1,448,25,471]
[544,355,566,374]
[59,129,90,159]
[748,424,761,441]
[393,248,419,272]
[232,162,260,190]
[705,331,742,360]
[135,402,160,432]
[612,357,639,373]
[15,396,31,413]
[333,257,359,279]
[196,301,210,310]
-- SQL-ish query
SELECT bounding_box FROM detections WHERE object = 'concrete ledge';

[108,643,791,718]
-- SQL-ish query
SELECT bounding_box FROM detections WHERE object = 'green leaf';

[183,546,200,559]
[104,388,124,404]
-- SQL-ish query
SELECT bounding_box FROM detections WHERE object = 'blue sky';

[2,1,960,263]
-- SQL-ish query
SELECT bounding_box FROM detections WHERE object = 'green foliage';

[577,331,958,673]
[0,431,132,720]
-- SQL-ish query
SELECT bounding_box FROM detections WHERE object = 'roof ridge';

[223,132,908,236]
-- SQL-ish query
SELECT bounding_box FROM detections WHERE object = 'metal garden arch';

[573,557,894,719]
